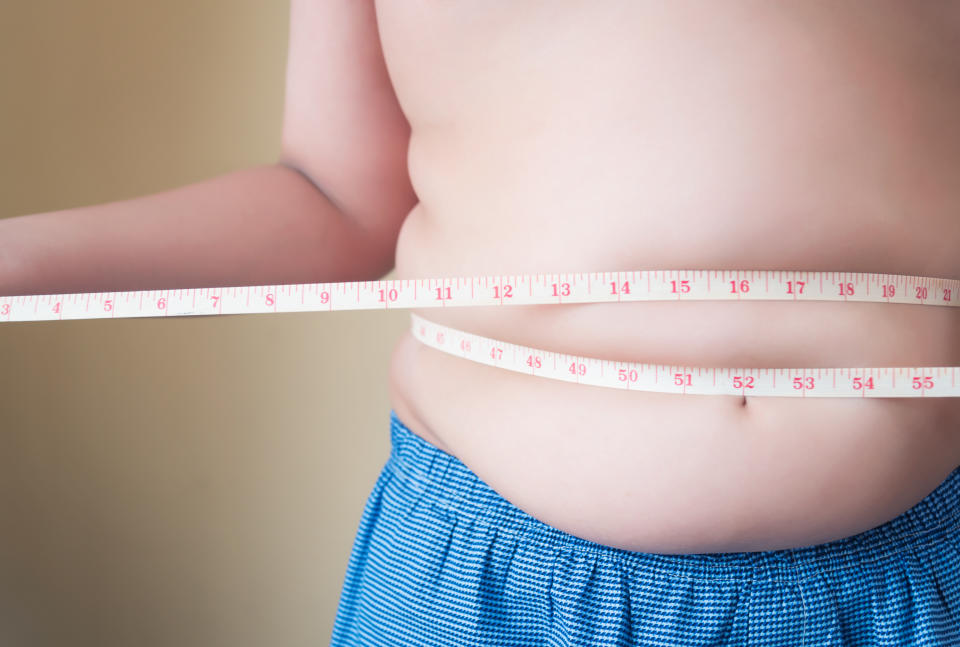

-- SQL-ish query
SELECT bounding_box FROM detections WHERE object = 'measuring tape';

[2,269,958,397]
[411,314,958,398]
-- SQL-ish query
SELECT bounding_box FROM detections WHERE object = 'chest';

[372,1,654,124]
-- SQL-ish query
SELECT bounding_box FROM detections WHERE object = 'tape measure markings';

[1,270,957,323]
[3,268,959,398]
[410,313,960,398]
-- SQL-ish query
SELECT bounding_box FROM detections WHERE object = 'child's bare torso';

[376,1,960,552]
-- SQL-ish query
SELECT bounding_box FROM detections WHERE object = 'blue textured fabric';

[330,411,960,645]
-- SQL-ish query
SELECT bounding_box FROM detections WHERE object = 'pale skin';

[2,1,959,553]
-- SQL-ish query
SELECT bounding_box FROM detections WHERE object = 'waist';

[387,324,960,551]
[387,265,960,550]
[407,298,960,370]
[393,196,960,368]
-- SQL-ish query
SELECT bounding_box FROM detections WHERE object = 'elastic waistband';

[386,410,960,583]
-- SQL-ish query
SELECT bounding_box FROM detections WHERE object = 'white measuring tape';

[2,269,958,397]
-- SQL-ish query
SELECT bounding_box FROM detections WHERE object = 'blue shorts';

[331,411,960,646]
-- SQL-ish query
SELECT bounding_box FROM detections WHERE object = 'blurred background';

[0,1,409,645]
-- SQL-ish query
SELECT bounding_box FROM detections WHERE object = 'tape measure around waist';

[2,269,957,397]
[410,314,959,398]
[1,270,957,321]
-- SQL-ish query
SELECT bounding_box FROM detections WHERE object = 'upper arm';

[279,0,416,245]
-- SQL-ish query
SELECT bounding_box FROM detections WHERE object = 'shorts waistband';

[386,410,960,583]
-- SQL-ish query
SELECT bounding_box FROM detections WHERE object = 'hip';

[332,410,960,645]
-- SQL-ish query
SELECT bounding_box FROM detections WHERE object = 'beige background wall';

[0,2,409,645]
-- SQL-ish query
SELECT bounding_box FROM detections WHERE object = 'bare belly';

[376,0,960,553]
[387,266,960,554]
[384,194,960,555]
